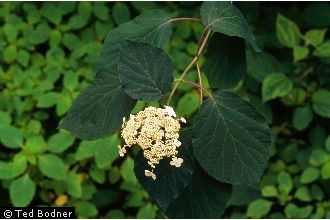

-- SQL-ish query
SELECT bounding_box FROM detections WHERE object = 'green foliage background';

[0,1,330,218]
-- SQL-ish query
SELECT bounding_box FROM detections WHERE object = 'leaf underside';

[205,33,246,90]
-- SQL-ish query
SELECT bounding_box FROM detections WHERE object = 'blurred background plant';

[0,2,330,218]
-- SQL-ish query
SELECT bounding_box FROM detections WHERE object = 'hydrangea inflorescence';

[119,106,186,180]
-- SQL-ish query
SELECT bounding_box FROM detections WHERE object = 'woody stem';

[166,29,211,105]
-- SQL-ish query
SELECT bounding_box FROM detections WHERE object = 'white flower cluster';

[119,106,186,180]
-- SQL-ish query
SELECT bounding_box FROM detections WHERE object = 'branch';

[166,29,211,106]
[169,18,201,23]
[180,79,212,97]
[196,62,203,104]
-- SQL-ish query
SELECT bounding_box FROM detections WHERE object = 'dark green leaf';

[59,65,136,140]
[200,2,259,52]
[205,33,246,89]
[119,40,173,101]
[248,95,273,124]
[164,162,232,218]
[192,91,271,186]
[98,10,172,68]
[134,130,193,210]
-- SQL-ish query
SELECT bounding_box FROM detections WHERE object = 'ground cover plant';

[0,1,330,218]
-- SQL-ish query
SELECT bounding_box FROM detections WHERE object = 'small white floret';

[174,139,182,147]
[164,105,176,117]
[145,170,156,180]
[179,117,186,123]
[122,117,126,128]
[170,157,184,167]
[118,145,126,157]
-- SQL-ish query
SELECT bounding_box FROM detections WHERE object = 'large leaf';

[262,73,293,102]
[134,130,193,210]
[312,89,330,118]
[97,10,172,69]
[200,2,259,52]
[164,162,232,218]
[9,174,36,207]
[119,40,173,101]
[192,91,271,186]
[59,65,136,140]
[205,33,246,89]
